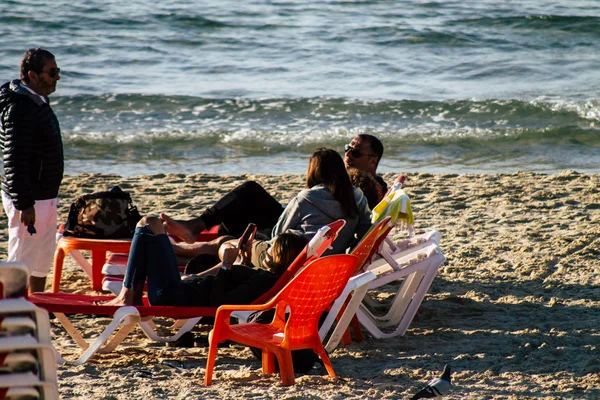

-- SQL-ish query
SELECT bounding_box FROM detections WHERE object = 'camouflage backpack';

[63,186,142,239]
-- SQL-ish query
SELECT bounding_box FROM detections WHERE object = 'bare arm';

[172,236,236,258]
[182,242,240,279]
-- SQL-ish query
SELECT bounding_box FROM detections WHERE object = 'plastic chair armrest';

[214,301,279,326]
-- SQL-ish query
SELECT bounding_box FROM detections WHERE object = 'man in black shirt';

[0,48,64,293]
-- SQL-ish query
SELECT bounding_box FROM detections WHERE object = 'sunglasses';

[41,67,61,78]
[344,143,376,159]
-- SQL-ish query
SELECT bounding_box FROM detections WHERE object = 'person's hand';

[238,224,256,265]
[239,232,255,265]
[221,245,239,269]
[20,207,35,226]
[240,240,252,265]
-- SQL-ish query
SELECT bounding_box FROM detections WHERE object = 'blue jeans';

[123,225,208,306]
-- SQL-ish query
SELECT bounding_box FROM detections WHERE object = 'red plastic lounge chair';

[52,224,220,292]
[28,220,346,365]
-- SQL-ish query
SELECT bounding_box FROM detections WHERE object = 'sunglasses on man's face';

[40,67,61,78]
[344,143,375,159]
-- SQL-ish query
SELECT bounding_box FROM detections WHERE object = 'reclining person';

[343,134,387,197]
[162,135,384,243]
[107,215,307,307]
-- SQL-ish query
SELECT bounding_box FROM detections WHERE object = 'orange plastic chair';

[204,254,359,386]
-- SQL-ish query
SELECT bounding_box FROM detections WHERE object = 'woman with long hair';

[271,148,371,254]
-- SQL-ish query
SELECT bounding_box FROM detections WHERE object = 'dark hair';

[20,48,55,83]
[306,148,358,217]
[358,134,384,167]
[269,232,308,275]
[347,167,382,209]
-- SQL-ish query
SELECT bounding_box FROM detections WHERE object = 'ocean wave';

[154,14,230,29]
[451,15,600,35]
[61,125,600,152]
[54,95,600,134]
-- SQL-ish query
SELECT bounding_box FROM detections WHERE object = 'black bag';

[63,186,142,239]
[246,308,327,374]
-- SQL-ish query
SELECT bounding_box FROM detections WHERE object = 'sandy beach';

[1,171,599,399]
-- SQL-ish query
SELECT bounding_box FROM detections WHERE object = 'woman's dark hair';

[306,148,358,217]
[20,48,55,83]
[269,232,308,275]
[347,167,381,209]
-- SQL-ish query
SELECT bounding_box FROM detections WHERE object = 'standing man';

[344,134,387,196]
[0,48,64,293]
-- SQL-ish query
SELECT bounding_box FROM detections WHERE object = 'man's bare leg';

[28,276,46,294]
[159,213,205,244]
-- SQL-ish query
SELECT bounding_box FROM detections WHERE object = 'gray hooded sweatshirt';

[271,184,371,254]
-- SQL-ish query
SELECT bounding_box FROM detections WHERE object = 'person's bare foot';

[101,286,143,306]
[159,213,203,244]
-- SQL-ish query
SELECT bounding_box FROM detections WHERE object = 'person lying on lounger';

[105,215,307,307]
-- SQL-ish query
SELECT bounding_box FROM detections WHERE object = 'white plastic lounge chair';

[351,244,445,339]
[0,262,29,298]
[319,264,393,352]
[0,263,60,398]
[0,336,58,385]
[0,386,43,400]
[0,312,59,399]
[319,239,445,350]
[0,371,57,400]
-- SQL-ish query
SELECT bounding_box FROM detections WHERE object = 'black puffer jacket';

[0,79,64,210]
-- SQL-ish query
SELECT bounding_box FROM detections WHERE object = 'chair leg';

[71,306,140,366]
[262,349,277,375]
[275,349,295,386]
[98,314,140,354]
[314,342,337,380]
[204,331,220,386]
[350,315,364,343]
[51,248,66,293]
[139,317,201,343]
[54,313,89,350]
[341,327,352,347]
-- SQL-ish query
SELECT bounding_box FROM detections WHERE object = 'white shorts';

[2,192,58,277]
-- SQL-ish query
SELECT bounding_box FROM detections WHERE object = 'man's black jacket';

[0,79,64,210]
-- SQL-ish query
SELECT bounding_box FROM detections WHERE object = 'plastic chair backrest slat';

[349,216,392,274]
[275,254,358,345]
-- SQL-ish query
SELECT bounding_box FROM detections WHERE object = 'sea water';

[1,0,599,176]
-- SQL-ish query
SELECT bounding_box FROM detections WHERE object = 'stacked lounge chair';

[0,262,59,400]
